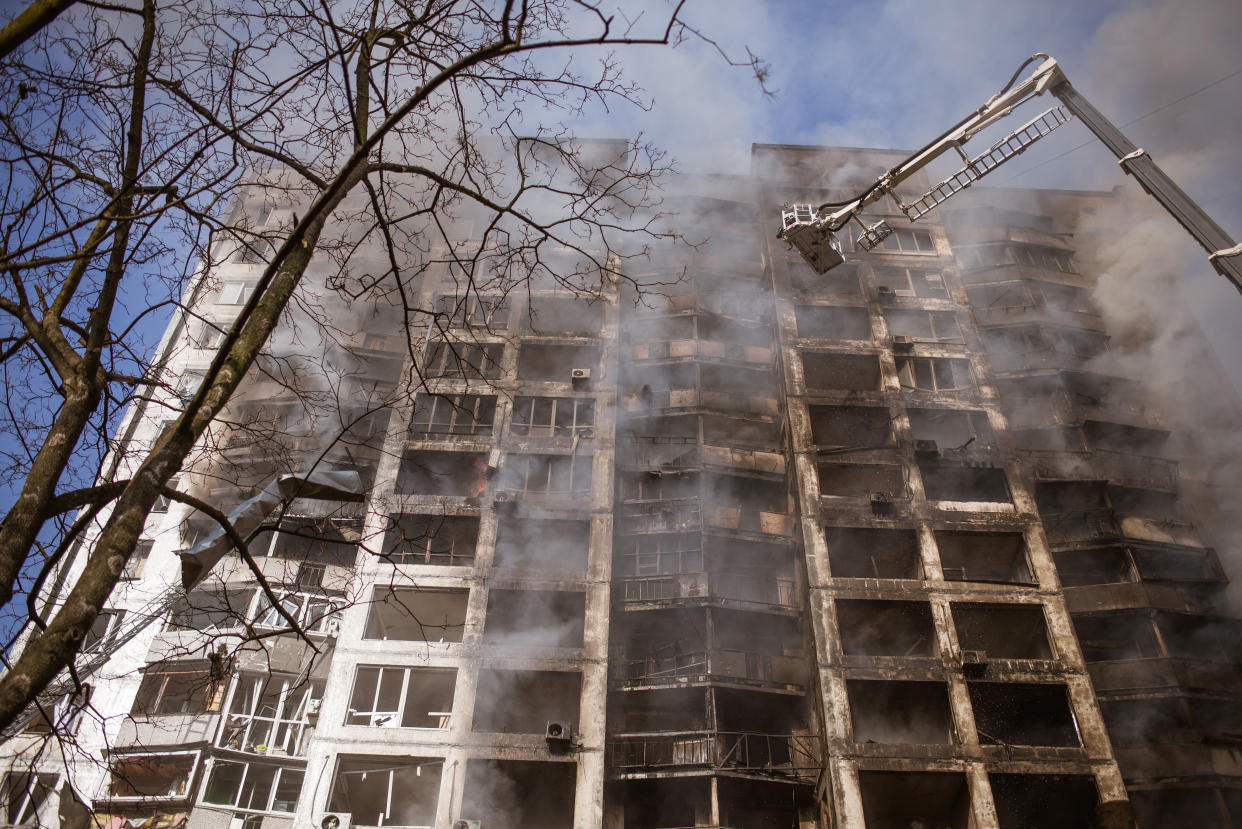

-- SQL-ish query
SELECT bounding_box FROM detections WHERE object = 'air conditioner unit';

[486,448,503,475]
[914,439,939,455]
[877,285,896,301]
[545,720,573,753]
[454,821,482,829]
[869,491,894,516]
[961,650,988,678]
[307,698,323,717]
[571,368,592,387]
[893,335,914,352]
[322,617,342,638]
[318,813,351,829]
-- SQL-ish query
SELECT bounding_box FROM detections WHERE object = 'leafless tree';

[0,0,765,737]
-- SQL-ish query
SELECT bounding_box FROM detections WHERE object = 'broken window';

[22,684,92,735]
[1157,612,1242,663]
[809,406,892,448]
[435,293,510,330]
[858,771,971,828]
[1053,546,1134,587]
[328,756,442,828]
[879,228,936,253]
[203,761,303,813]
[897,357,972,392]
[1133,546,1222,583]
[381,514,479,566]
[132,669,219,717]
[1008,243,1076,273]
[1,773,56,825]
[616,533,702,577]
[629,314,694,342]
[252,590,341,633]
[483,589,585,648]
[493,517,590,572]
[472,669,581,733]
[802,352,881,391]
[970,682,1080,746]
[265,520,358,569]
[876,267,946,296]
[990,774,1098,829]
[791,263,861,296]
[936,531,1032,584]
[83,609,126,652]
[498,454,593,495]
[908,409,994,450]
[511,396,595,437]
[886,309,962,342]
[794,305,871,340]
[517,344,600,382]
[217,279,254,304]
[218,674,321,756]
[621,470,698,501]
[701,414,781,448]
[1133,788,1226,829]
[817,463,904,499]
[836,599,935,657]
[422,341,503,380]
[364,587,468,643]
[1073,612,1161,662]
[920,464,1010,503]
[848,680,954,744]
[396,450,487,496]
[167,590,252,633]
[953,603,1053,660]
[461,760,576,829]
[525,295,604,335]
[408,393,496,437]
[107,753,196,799]
[825,527,921,579]
[122,540,153,581]
[1099,697,1186,746]
[346,666,456,729]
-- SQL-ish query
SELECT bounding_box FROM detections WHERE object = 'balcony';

[1064,582,1206,615]
[610,731,820,783]
[617,572,800,611]
[1024,449,1179,491]
[614,648,808,689]
[618,500,703,534]
[622,388,780,417]
[632,339,773,367]
[114,714,220,748]
[1086,657,1242,695]
[974,304,1105,333]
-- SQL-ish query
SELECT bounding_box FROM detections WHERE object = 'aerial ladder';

[777,53,1242,294]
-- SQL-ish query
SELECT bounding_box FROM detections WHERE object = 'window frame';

[344,665,456,730]
[409,393,497,437]
[422,341,504,380]
[510,396,595,437]
[896,357,973,392]
[202,759,304,814]
[501,454,593,495]
[217,674,321,758]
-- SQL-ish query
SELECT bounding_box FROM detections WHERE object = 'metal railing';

[615,648,808,686]
[610,731,820,783]
[617,574,799,609]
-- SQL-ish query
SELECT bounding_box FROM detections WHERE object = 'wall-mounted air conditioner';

[893,335,914,352]
[914,439,939,455]
[545,720,573,753]
[454,821,482,829]
[877,286,896,301]
[571,368,592,388]
[318,813,351,829]
[322,617,341,638]
[869,491,894,516]
[307,698,322,717]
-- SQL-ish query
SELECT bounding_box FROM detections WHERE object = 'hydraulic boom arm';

[777,54,1242,294]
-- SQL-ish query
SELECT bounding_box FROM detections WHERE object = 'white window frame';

[201,758,304,814]
[345,666,454,730]
[217,674,320,757]
[106,750,201,801]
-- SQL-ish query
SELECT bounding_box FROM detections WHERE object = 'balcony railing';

[1041,509,1119,545]
[1023,448,1179,491]
[615,648,808,687]
[618,500,703,534]
[617,574,800,609]
[610,731,820,783]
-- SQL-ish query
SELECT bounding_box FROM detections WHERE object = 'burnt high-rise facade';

[3,144,1240,829]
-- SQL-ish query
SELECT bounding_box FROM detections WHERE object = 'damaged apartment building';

[4,142,1242,829]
